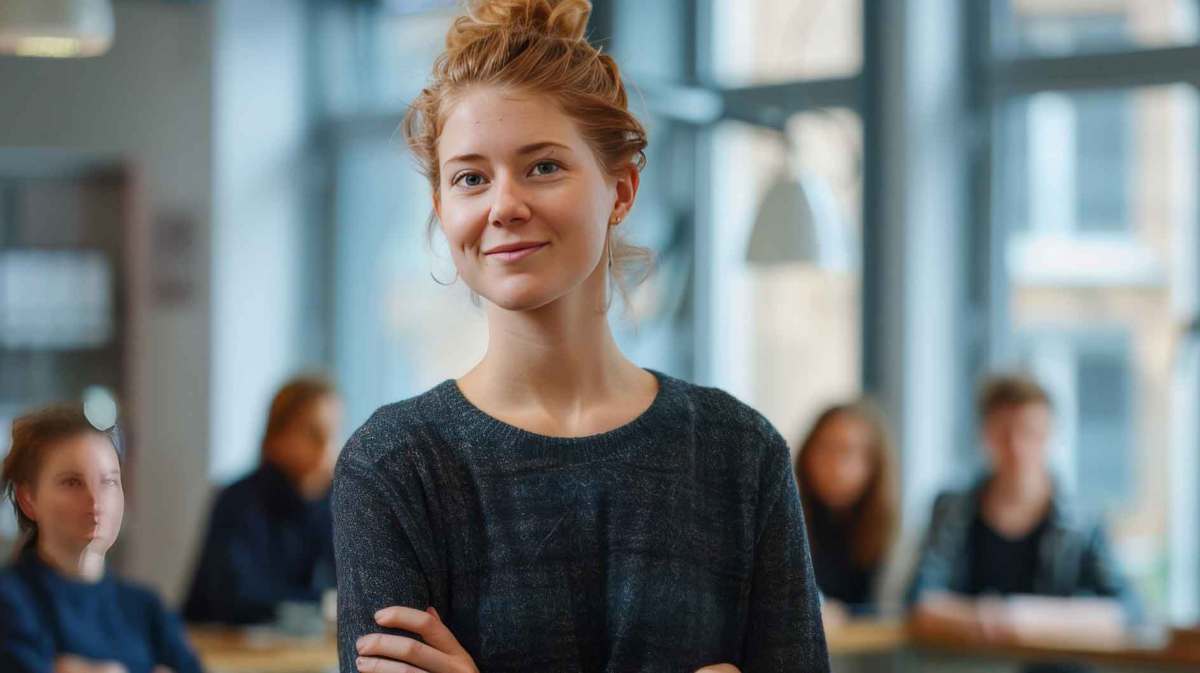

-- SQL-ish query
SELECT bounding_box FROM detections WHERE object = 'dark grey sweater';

[332,369,829,673]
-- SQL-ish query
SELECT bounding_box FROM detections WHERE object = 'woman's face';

[433,86,636,312]
[982,402,1051,481]
[19,433,124,557]
[267,395,343,486]
[805,414,875,511]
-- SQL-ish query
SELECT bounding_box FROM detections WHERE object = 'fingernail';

[356,657,367,671]
[374,608,384,621]
[356,636,365,653]
[428,606,439,618]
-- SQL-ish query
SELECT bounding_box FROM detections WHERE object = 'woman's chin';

[480,282,559,312]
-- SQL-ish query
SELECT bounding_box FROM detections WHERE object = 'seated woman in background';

[184,375,342,625]
[0,403,201,673]
[795,400,897,624]
[907,374,1140,671]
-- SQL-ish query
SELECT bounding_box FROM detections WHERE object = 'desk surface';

[826,619,1200,670]
[189,621,1200,672]
[188,627,338,673]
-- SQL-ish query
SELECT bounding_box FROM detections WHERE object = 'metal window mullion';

[991,45,1200,96]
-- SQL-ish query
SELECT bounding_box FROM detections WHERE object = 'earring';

[429,266,460,286]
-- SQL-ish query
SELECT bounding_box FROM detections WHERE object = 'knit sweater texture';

[333,369,830,672]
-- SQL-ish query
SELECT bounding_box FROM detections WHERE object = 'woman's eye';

[531,161,560,176]
[455,173,485,188]
[63,478,81,487]
[103,478,120,487]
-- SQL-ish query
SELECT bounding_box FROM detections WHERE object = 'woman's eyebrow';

[443,141,571,167]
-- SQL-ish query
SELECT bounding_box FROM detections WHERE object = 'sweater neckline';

[437,368,674,451]
[19,548,113,593]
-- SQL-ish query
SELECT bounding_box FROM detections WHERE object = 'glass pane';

[1000,89,1134,236]
[707,109,862,441]
[998,84,1199,618]
[994,0,1199,56]
[711,0,862,85]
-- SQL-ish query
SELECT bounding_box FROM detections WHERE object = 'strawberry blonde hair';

[403,0,653,300]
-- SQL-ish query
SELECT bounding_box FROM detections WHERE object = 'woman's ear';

[610,164,640,225]
[14,484,37,524]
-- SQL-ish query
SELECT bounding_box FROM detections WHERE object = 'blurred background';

[1,0,1200,669]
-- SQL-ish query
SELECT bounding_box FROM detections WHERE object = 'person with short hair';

[908,373,1140,673]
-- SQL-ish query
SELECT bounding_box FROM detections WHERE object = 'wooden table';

[827,619,1200,671]
[824,618,907,656]
[187,627,338,673]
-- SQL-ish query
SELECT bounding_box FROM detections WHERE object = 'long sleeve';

[183,503,324,623]
[740,431,830,673]
[332,431,439,673]
[905,492,967,604]
[0,574,53,673]
[145,592,204,673]
[1078,523,1141,622]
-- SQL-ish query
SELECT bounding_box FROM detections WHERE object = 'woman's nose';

[488,175,532,227]
[83,488,101,514]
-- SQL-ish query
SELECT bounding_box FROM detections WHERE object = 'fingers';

[694,665,741,673]
[355,655,431,673]
[374,606,466,656]
[357,633,455,672]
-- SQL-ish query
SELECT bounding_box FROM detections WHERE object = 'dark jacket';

[906,476,1141,622]
[183,464,335,625]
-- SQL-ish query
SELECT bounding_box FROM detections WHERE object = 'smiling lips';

[484,241,548,262]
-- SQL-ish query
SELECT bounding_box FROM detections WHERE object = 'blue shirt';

[183,464,335,625]
[0,549,202,673]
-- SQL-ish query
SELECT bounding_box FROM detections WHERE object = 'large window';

[711,0,861,84]
[706,1,863,442]
[994,0,1199,56]
[988,0,1200,619]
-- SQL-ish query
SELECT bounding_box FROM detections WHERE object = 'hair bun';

[448,0,592,51]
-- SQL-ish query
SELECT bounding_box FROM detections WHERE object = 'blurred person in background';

[0,404,202,673]
[794,400,898,625]
[907,373,1140,673]
[183,375,341,625]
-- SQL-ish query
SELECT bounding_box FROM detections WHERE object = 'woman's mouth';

[485,242,548,263]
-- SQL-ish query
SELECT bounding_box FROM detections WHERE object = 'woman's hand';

[695,665,741,673]
[356,606,479,673]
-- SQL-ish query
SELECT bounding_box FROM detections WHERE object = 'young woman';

[0,404,201,673]
[332,1,830,672]
[184,375,342,625]
[794,401,898,621]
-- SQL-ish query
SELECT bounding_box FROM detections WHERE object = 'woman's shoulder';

[0,560,33,603]
[658,372,786,445]
[338,381,455,470]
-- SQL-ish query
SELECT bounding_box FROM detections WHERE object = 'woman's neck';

[36,539,106,583]
[462,268,653,434]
